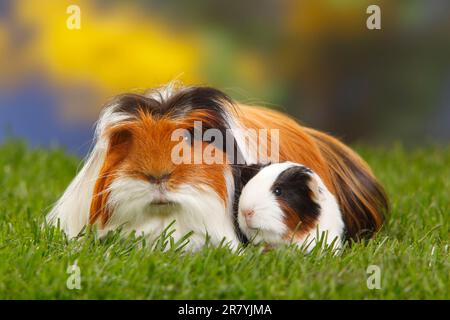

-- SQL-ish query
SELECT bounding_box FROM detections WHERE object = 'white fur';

[103,171,239,250]
[45,105,135,236]
[238,162,345,252]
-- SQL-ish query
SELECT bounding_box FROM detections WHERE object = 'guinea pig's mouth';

[148,190,177,207]
[150,200,176,206]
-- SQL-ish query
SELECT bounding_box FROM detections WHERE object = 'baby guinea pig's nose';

[241,209,255,217]
[241,208,255,226]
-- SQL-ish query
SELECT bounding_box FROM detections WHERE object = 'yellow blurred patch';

[16,0,201,94]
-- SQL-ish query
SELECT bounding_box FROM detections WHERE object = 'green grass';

[0,141,448,299]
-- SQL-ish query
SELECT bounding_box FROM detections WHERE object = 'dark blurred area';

[0,0,449,155]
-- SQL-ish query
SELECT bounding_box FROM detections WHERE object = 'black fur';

[112,86,232,120]
[231,164,261,243]
[229,163,268,243]
[238,163,269,187]
[110,87,232,135]
[272,166,321,223]
[107,86,245,163]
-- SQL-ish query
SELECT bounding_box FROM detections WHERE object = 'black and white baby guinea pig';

[238,162,345,251]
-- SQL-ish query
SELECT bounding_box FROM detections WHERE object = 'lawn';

[0,141,448,299]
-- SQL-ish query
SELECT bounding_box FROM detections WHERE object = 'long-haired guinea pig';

[238,162,345,251]
[47,85,242,251]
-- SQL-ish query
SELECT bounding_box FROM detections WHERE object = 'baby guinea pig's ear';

[306,172,326,203]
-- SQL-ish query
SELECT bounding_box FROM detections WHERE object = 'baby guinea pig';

[238,162,345,251]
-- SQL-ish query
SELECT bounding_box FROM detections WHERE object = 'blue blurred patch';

[0,80,95,157]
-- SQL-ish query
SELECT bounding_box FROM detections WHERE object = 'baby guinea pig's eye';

[273,187,282,196]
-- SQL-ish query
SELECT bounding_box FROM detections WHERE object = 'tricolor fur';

[47,83,388,250]
[238,162,344,251]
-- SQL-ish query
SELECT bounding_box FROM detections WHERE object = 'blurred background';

[0,0,449,155]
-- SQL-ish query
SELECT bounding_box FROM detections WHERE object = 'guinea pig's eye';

[183,131,193,144]
[273,187,282,197]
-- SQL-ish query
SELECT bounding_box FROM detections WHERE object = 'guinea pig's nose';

[241,209,255,218]
[146,173,171,184]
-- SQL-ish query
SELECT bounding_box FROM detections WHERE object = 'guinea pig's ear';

[107,125,133,148]
[238,163,265,186]
[307,175,325,203]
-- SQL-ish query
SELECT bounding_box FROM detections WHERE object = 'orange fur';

[236,105,333,190]
[90,129,131,225]
[303,128,388,239]
[280,201,317,240]
[89,109,230,227]
[236,105,388,240]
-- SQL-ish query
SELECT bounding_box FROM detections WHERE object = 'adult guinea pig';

[238,162,345,251]
[46,85,242,251]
